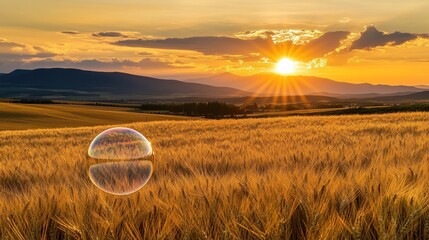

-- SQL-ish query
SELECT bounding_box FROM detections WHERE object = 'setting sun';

[275,58,297,75]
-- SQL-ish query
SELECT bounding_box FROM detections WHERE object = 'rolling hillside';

[0,103,194,131]
[0,68,250,99]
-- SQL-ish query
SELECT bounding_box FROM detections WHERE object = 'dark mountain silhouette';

[0,68,250,99]
[185,72,424,95]
[1,68,424,100]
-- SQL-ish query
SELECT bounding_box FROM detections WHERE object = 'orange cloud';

[113,31,350,62]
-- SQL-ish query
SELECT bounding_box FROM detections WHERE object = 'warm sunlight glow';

[275,58,296,75]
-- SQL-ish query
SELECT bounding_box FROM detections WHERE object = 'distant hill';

[185,72,424,96]
[415,85,429,89]
[0,102,195,131]
[313,91,419,99]
[0,68,250,99]
[372,91,429,102]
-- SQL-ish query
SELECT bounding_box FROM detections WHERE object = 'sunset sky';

[1,0,429,85]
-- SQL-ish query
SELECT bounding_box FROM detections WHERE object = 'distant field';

[1,113,429,239]
[0,103,195,131]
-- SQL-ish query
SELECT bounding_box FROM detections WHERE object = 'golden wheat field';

[0,103,194,131]
[1,113,429,239]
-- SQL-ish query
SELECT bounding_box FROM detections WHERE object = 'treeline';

[260,103,345,111]
[6,99,56,104]
[313,104,429,116]
[138,101,351,118]
[139,102,243,117]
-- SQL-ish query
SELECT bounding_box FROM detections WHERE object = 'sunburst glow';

[275,58,297,75]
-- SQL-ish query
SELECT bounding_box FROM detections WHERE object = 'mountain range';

[0,68,426,100]
[371,91,429,102]
[185,72,424,96]
[0,68,250,99]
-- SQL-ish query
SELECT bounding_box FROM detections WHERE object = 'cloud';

[218,53,262,63]
[61,31,80,35]
[256,31,349,61]
[350,26,428,50]
[92,32,128,38]
[235,29,322,44]
[339,17,351,23]
[298,31,350,60]
[33,46,45,52]
[114,36,273,55]
[0,41,58,61]
[0,39,25,49]
[69,58,188,69]
[0,58,192,73]
[113,31,350,62]
[0,37,187,72]
[31,46,58,58]
[138,51,155,56]
[0,52,57,62]
[234,30,276,40]
[139,58,189,68]
[0,39,58,67]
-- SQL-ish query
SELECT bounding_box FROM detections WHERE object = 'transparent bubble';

[88,127,153,195]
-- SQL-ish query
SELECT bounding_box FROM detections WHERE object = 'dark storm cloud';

[113,32,350,61]
[61,31,80,35]
[350,26,428,50]
[92,32,128,38]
